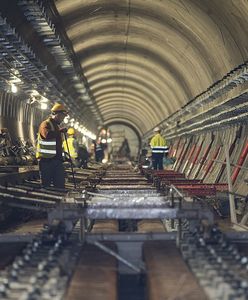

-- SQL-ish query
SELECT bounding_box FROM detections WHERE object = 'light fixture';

[40,96,49,103]
[40,102,48,110]
[90,133,96,140]
[107,138,112,143]
[11,77,22,83]
[11,84,18,93]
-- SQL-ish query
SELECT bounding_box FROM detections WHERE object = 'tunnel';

[0,1,247,299]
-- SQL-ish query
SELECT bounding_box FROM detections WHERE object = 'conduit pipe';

[224,142,237,224]
[144,62,248,141]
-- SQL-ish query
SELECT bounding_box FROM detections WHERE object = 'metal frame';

[18,0,103,125]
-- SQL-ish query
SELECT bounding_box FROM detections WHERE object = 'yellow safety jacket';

[150,133,168,154]
[63,137,78,159]
[36,119,56,159]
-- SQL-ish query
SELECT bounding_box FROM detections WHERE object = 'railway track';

[0,164,247,299]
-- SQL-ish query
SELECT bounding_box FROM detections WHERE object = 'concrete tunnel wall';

[0,1,248,157]
[54,0,248,135]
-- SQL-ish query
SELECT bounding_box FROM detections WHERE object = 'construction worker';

[36,103,68,188]
[62,127,80,167]
[94,138,104,162]
[150,127,168,170]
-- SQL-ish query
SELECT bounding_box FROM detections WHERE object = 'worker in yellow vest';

[36,103,68,188]
[63,127,80,167]
[150,127,168,170]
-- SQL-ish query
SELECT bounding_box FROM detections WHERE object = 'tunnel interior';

[0,1,248,300]
[0,0,247,153]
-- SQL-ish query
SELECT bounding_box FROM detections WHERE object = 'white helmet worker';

[153,127,160,132]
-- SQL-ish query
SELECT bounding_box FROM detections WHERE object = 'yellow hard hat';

[67,127,75,135]
[51,103,67,114]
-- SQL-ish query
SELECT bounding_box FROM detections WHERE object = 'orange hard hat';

[51,103,67,114]
[67,127,75,135]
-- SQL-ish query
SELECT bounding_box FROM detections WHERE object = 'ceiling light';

[40,96,49,103]
[41,102,48,110]
[11,77,22,83]
[11,84,18,93]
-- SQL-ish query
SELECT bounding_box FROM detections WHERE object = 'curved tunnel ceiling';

[54,0,248,135]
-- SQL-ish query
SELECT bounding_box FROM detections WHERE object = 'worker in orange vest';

[36,103,68,188]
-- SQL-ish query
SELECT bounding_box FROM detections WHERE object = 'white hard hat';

[153,127,160,132]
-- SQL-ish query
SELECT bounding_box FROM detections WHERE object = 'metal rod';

[79,217,86,244]
[170,188,175,229]
[63,132,77,189]
[0,192,54,205]
[0,185,62,200]
[170,184,184,198]
[224,142,237,223]
[176,197,182,248]
[85,232,176,242]
[220,190,247,199]
[212,159,248,171]
[93,241,145,273]
[240,212,248,226]
[86,191,115,199]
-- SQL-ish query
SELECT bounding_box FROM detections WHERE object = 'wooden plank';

[144,241,207,300]
[65,243,117,300]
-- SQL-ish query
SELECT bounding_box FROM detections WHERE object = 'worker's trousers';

[39,158,65,188]
[152,152,164,170]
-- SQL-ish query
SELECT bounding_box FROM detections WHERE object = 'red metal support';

[194,134,215,179]
[202,146,221,181]
[231,140,248,184]
[181,142,197,174]
[216,126,242,183]
[173,139,187,171]
[176,137,193,172]
[186,140,203,178]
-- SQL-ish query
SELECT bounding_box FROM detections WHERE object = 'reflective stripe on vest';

[36,119,56,159]
[96,144,102,152]
[150,133,168,154]
[39,140,57,145]
[151,146,169,154]
[63,137,78,158]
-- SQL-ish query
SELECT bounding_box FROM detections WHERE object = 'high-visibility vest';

[96,143,102,152]
[36,119,56,159]
[150,134,169,154]
[62,137,78,159]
